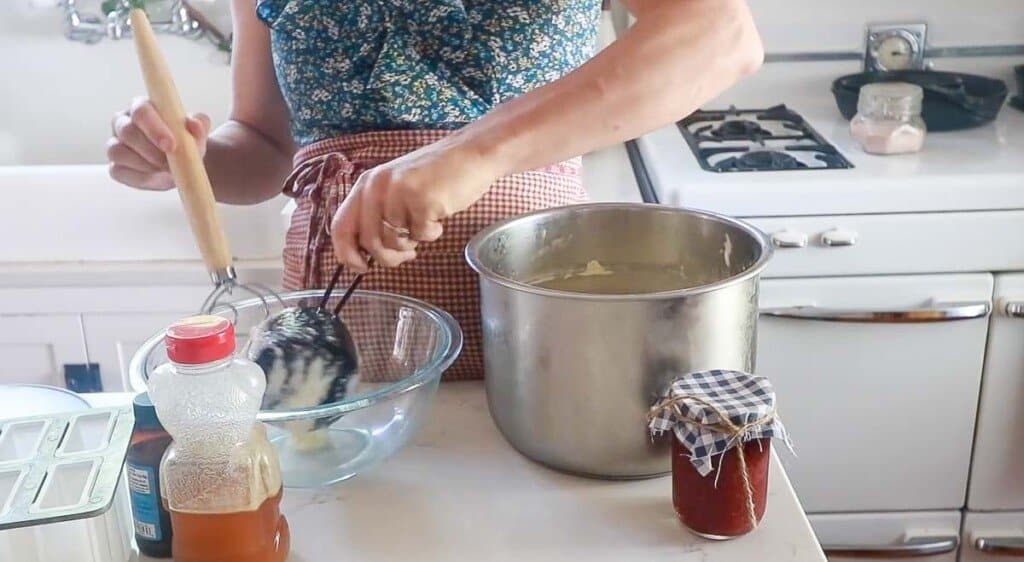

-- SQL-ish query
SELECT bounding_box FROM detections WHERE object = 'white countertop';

[636,57,1024,217]
[88,383,824,562]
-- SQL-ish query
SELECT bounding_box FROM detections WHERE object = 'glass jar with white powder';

[850,82,927,155]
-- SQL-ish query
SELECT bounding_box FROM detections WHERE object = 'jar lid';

[857,81,924,115]
[165,315,235,365]
[648,369,793,476]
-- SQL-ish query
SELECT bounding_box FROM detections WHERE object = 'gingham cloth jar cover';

[648,369,794,477]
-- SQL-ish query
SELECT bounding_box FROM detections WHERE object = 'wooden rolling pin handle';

[129,9,233,274]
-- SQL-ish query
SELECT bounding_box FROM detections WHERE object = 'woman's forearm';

[456,0,763,177]
[203,0,296,205]
[203,120,294,205]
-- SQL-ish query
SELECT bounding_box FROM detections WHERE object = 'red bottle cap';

[165,315,235,365]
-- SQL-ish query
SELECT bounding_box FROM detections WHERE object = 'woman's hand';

[330,138,502,271]
[107,97,211,190]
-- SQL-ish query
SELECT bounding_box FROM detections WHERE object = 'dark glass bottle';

[126,392,173,558]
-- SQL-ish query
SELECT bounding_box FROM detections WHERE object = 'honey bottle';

[148,315,289,562]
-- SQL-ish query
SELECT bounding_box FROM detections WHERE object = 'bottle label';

[126,462,162,541]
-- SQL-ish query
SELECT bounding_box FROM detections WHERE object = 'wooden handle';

[129,9,233,273]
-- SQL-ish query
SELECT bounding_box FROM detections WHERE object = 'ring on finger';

[382,219,412,238]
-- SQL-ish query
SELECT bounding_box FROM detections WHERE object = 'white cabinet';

[758,274,992,513]
[810,511,960,562]
[967,273,1024,511]
[0,314,87,387]
[82,312,194,392]
[0,278,283,392]
[961,512,1024,561]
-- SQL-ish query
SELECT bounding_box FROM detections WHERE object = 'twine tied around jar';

[647,369,793,534]
[648,393,776,532]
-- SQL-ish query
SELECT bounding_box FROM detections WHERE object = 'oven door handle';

[822,536,960,558]
[975,537,1024,556]
[760,301,991,323]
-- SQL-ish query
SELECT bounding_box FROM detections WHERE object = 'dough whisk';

[129,7,280,316]
[130,7,369,419]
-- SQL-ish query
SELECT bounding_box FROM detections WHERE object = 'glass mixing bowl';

[129,290,462,488]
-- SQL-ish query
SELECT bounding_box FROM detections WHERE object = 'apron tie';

[283,152,359,288]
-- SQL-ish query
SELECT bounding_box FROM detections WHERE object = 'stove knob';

[821,229,858,247]
[770,230,808,249]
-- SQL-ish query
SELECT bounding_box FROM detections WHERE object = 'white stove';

[630,54,1024,561]
[634,58,1024,218]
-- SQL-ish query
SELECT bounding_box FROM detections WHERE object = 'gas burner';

[714,150,806,172]
[678,105,853,173]
[707,119,773,140]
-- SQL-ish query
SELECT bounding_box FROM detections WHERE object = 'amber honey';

[167,492,289,562]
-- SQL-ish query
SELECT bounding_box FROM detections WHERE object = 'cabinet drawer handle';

[760,301,991,323]
[1005,301,1024,319]
[823,536,959,558]
[770,230,808,249]
[975,537,1024,556]
[821,229,858,247]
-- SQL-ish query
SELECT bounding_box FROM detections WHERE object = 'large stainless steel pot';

[466,203,773,478]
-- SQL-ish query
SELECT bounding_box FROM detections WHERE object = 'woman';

[107,0,763,379]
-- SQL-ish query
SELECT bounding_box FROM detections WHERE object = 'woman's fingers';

[185,113,211,153]
[106,98,214,191]
[129,97,176,153]
[331,155,464,270]
[331,191,371,272]
[409,217,444,243]
[105,137,159,173]
[381,196,418,252]
[357,184,417,267]
[105,135,175,190]
[187,113,211,136]
[380,223,419,253]
[108,164,174,191]
[112,113,168,169]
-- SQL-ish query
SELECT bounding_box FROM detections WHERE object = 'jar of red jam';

[673,437,770,539]
[649,369,792,540]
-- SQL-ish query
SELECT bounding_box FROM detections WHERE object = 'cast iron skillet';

[832,70,1008,131]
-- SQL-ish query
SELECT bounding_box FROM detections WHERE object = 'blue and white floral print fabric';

[257,0,601,146]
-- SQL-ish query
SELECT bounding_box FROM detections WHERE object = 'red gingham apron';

[281,130,588,380]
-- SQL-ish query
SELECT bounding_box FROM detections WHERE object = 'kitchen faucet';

[61,0,224,50]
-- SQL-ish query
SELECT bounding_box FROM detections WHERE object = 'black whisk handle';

[319,264,346,310]
[333,258,373,316]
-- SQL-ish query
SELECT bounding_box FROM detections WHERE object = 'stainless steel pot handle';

[1005,301,1024,318]
[760,301,991,323]
[975,537,1024,556]
[822,536,959,558]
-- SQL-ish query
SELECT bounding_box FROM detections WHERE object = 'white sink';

[1,164,287,263]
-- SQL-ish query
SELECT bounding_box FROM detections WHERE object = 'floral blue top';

[256,0,601,146]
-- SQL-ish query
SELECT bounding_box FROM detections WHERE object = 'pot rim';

[465,202,774,301]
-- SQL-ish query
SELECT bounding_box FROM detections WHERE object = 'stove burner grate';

[701,119,774,140]
[714,150,805,172]
[678,104,853,173]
